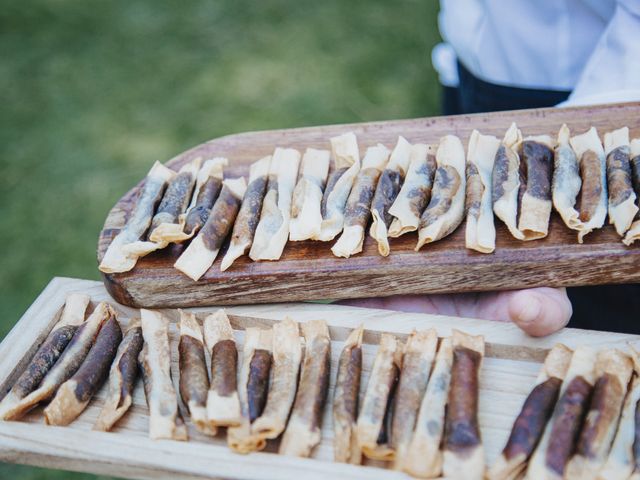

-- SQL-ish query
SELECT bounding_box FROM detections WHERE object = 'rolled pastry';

[388,143,436,237]
[0,293,90,420]
[416,134,467,249]
[492,123,525,240]
[443,330,485,480]
[289,148,331,241]
[402,337,453,478]
[624,139,640,245]
[570,127,608,243]
[333,326,363,465]
[465,130,501,253]
[220,156,271,270]
[94,319,144,431]
[565,349,633,480]
[391,329,438,470]
[204,309,242,428]
[370,136,412,256]
[552,124,582,231]
[280,320,331,457]
[331,144,390,258]
[526,346,597,480]
[357,333,402,461]
[44,312,123,426]
[604,127,638,236]
[315,132,361,241]
[517,134,555,240]
[148,157,201,242]
[174,177,247,280]
[1,302,112,420]
[139,309,187,441]
[487,344,573,480]
[251,318,302,442]
[183,157,227,236]
[178,310,215,435]
[249,148,301,260]
[227,328,273,454]
[99,161,175,273]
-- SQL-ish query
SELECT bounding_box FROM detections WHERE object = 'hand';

[338,287,572,337]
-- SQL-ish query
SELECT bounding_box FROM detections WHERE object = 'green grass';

[0,0,441,478]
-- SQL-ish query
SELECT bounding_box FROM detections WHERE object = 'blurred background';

[0,0,440,478]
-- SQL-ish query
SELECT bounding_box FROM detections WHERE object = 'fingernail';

[515,296,541,324]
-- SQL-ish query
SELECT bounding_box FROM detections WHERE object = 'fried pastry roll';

[465,130,501,253]
[416,134,467,249]
[492,123,525,240]
[182,157,227,236]
[94,319,144,431]
[99,161,176,273]
[370,136,412,256]
[333,326,364,464]
[148,156,201,242]
[357,333,402,461]
[570,127,608,243]
[565,349,633,480]
[331,144,390,258]
[249,148,301,260]
[44,312,122,426]
[391,329,438,470]
[315,132,361,241]
[174,177,247,280]
[289,148,331,241]
[402,338,453,478]
[487,344,573,480]
[443,330,485,480]
[389,143,436,237]
[251,318,302,442]
[227,328,273,454]
[0,293,90,420]
[280,320,331,457]
[526,346,597,480]
[604,127,638,236]
[178,310,215,435]
[220,156,270,270]
[139,309,187,441]
[552,124,582,231]
[623,139,640,245]
[204,309,241,427]
[517,134,555,240]
[1,302,111,421]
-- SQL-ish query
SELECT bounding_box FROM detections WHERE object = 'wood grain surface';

[97,102,640,308]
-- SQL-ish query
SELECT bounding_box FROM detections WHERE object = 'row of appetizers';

[99,125,640,280]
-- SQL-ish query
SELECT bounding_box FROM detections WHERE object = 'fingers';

[505,287,572,337]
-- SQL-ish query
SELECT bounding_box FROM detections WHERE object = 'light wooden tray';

[1,277,639,479]
[97,102,640,308]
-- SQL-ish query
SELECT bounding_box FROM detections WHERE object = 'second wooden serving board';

[98,102,640,308]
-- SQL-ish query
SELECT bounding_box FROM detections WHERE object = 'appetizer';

[183,157,227,236]
[623,139,640,245]
[552,124,582,231]
[604,127,638,236]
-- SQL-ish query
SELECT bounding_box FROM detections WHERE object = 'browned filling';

[211,339,238,397]
[201,185,242,251]
[184,177,223,234]
[576,373,623,459]
[371,169,403,227]
[12,325,79,398]
[321,167,348,217]
[445,347,482,452]
[503,377,562,460]
[420,165,461,228]
[545,376,593,475]
[151,172,195,231]
[576,150,603,223]
[607,146,634,207]
[247,349,272,422]
[344,169,379,227]
[73,316,123,403]
[407,154,437,217]
[334,345,362,422]
[230,176,268,244]
[465,163,483,219]
[117,326,143,408]
[294,337,331,431]
[178,335,209,409]
[633,398,640,470]
[376,362,400,445]
[492,145,511,203]
[390,351,428,450]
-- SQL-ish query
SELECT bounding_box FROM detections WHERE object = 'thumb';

[500,287,572,337]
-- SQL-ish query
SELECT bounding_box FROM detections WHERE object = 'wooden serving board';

[97,102,640,308]
[1,277,639,480]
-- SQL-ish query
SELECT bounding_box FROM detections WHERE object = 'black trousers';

[444,62,639,334]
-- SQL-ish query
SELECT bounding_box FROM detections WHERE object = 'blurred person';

[343,0,640,336]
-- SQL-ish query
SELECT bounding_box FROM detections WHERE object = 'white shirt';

[436,0,640,105]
